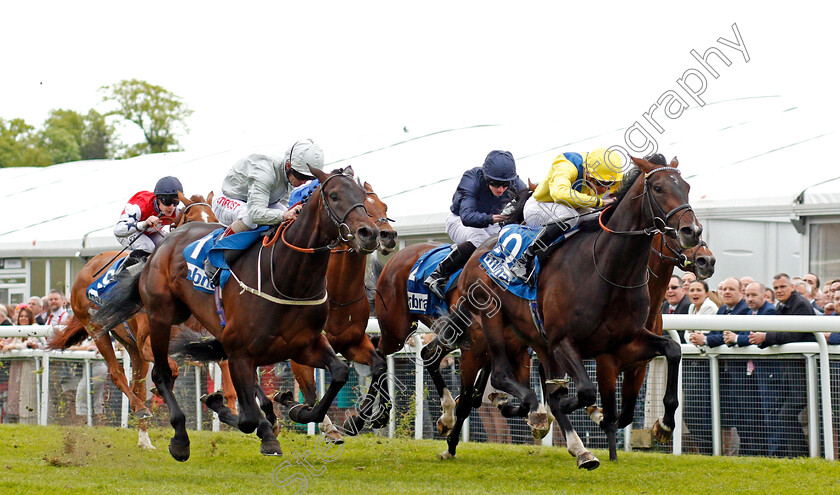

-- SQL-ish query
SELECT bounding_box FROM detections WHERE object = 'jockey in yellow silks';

[510,147,623,285]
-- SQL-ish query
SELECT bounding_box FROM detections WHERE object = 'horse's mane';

[611,167,642,206]
[500,187,533,226]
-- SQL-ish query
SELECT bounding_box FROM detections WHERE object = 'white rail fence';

[1,315,839,459]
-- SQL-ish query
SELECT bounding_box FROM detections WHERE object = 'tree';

[0,118,50,167]
[100,79,193,156]
[80,110,115,160]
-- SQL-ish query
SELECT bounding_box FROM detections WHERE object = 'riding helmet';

[154,176,184,196]
[583,147,623,184]
[286,139,325,178]
[482,150,517,182]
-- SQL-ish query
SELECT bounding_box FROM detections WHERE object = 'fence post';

[387,354,395,439]
[84,358,92,427]
[414,334,423,440]
[816,332,835,460]
[804,353,819,458]
[121,351,129,428]
[40,352,50,426]
[195,364,202,431]
[673,355,684,455]
[212,362,222,432]
[709,355,721,456]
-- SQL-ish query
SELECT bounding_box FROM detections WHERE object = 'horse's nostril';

[357,227,375,240]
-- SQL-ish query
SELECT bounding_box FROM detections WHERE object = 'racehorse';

[446,156,700,461]
[47,192,228,450]
[285,181,397,441]
[92,167,380,461]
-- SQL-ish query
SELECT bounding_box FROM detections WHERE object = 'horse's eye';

[329,192,339,201]
[653,185,663,193]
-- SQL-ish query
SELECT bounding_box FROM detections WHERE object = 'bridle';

[594,166,694,289]
[651,233,707,273]
[175,201,212,227]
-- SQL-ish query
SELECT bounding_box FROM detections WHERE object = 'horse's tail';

[90,271,144,334]
[169,327,227,362]
[46,315,88,350]
[501,188,533,226]
[365,255,385,308]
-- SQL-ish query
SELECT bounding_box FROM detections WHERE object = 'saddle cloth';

[406,244,463,317]
[183,226,269,293]
[478,224,578,301]
[86,257,128,306]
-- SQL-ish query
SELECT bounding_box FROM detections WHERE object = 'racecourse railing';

[2,315,839,460]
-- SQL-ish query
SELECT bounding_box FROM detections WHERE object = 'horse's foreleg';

[149,318,190,462]
[281,336,349,426]
[441,348,484,459]
[420,338,457,435]
[551,339,597,415]
[595,356,620,461]
[227,356,282,456]
[219,360,238,414]
[617,362,647,429]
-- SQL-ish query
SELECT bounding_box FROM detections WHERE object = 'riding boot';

[117,249,150,279]
[423,242,476,300]
[510,220,571,286]
[205,219,248,286]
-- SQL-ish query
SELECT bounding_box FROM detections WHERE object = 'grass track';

[1,424,839,494]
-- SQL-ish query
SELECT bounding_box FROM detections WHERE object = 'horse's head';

[175,191,217,226]
[309,166,380,255]
[630,155,702,249]
[362,182,398,255]
[682,240,715,280]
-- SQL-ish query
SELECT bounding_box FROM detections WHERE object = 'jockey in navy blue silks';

[423,150,526,299]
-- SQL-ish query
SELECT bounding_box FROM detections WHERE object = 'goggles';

[487,179,510,188]
[157,195,180,207]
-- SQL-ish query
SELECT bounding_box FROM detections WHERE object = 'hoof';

[135,407,153,420]
[260,438,283,456]
[168,440,190,462]
[439,451,456,460]
[273,421,281,438]
[150,387,162,398]
[370,410,390,430]
[342,415,365,436]
[200,391,225,411]
[274,390,294,406]
[287,403,310,423]
[139,443,156,451]
[324,429,344,445]
[488,391,510,408]
[437,417,454,437]
[586,405,603,426]
[527,411,548,432]
[652,419,673,443]
[577,452,600,470]
[531,424,551,440]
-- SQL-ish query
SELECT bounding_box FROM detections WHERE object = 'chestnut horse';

[47,193,230,450]
[286,181,398,441]
[93,167,380,461]
[447,156,700,461]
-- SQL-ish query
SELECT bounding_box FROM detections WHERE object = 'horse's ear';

[364,181,374,193]
[178,191,191,206]
[528,179,538,192]
[344,165,355,177]
[310,165,328,182]
[206,191,214,204]
[631,156,655,174]
[670,156,679,168]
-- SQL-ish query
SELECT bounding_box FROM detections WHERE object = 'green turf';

[1,424,838,494]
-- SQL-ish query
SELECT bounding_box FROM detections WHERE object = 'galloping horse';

[285,181,397,441]
[449,156,700,460]
[93,167,380,461]
[47,192,225,450]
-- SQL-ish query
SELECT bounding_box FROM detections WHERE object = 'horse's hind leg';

[441,346,483,459]
[226,356,282,456]
[550,339,597,414]
[344,340,392,432]
[628,334,681,443]
[286,361,343,442]
[421,338,457,436]
[595,356,621,461]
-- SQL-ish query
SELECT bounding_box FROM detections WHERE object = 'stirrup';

[510,259,535,284]
[424,274,447,300]
[204,258,221,286]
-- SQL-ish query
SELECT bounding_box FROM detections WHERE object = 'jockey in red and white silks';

[114,177,184,256]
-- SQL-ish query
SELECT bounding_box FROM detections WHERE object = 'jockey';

[423,150,525,299]
[510,147,623,286]
[113,176,184,272]
[206,139,325,281]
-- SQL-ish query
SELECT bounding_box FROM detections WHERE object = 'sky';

[2,2,838,177]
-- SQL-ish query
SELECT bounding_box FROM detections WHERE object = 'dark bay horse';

[449,156,700,461]
[93,167,380,461]
[285,181,398,441]
[47,193,227,450]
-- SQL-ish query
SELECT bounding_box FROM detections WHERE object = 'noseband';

[176,202,212,227]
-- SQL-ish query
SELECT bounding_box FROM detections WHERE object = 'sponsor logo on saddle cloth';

[86,258,128,306]
[183,226,270,293]
[406,244,463,317]
[479,224,577,301]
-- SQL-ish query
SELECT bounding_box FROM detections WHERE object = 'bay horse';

[47,193,233,450]
[92,167,380,461]
[285,181,398,441]
[447,156,700,461]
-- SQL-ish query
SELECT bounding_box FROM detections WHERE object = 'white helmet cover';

[286,139,324,176]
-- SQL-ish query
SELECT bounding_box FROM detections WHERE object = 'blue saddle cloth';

[86,258,128,306]
[406,244,462,317]
[478,224,576,301]
[183,226,269,293]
